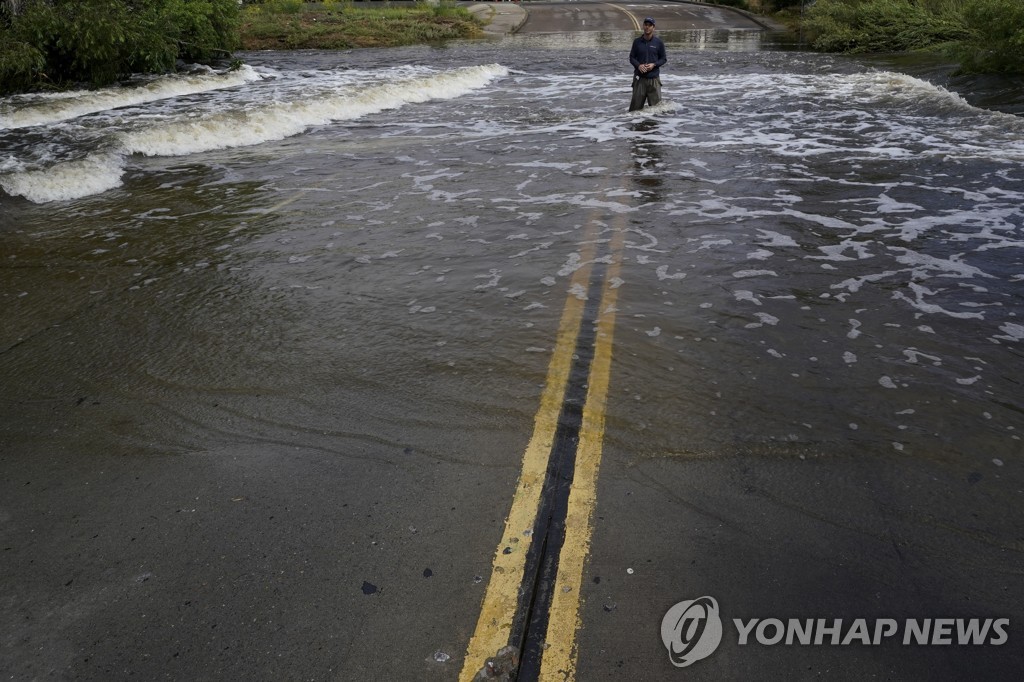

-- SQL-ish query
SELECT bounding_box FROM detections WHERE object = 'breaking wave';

[0,64,509,204]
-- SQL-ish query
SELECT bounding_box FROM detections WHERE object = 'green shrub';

[805,0,968,53]
[0,39,46,91]
[954,0,1024,73]
[159,0,241,62]
[263,0,304,14]
[0,0,239,94]
[802,0,1022,73]
[428,0,463,20]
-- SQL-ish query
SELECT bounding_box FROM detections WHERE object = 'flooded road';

[2,9,1024,681]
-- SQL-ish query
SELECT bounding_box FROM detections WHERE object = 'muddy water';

[3,27,1024,680]
[3,33,1022,463]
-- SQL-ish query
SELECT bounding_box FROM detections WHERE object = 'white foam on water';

[568,283,588,300]
[558,253,584,276]
[745,313,780,329]
[0,154,22,173]
[733,270,777,279]
[0,65,264,130]
[892,282,986,320]
[993,322,1024,343]
[1,64,508,203]
[811,241,875,262]
[655,265,687,281]
[0,153,124,203]
[697,238,733,250]
[506,161,577,170]
[888,247,993,280]
[560,69,1024,163]
[509,241,553,259]
[735,290,761,306]
[123,64,508,157]
[832,271,901,294]
[474,269,502,290]
[903,349,942,365]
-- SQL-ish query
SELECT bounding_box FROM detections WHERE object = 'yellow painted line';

[263,169,348,214]
[540,221,625,681]
[264,191,309,214]
[459,230,601,681]
[605,3,641,32]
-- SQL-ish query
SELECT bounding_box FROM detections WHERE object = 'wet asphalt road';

[517,0,767,33]
[3,3,1024,682]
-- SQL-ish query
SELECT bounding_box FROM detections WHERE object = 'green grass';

[239,1,482,50]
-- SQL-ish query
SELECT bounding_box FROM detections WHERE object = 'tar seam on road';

[513,256,605,679]
[539,225,624,680]
[460,218,625,681]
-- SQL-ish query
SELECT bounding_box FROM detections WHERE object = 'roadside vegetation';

[0,0,241,94]
[3,0,1021,96]
[0,0,480,95]
[238,0,481,50]
[648,0,1021,75]
[774,0,1024,73]
[238,0,479,50]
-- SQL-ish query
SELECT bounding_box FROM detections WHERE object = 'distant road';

[517,0,768,33]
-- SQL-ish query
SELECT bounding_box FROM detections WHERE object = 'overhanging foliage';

[0,0,240,94]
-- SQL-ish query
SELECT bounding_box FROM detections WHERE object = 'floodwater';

[3,31,1022,460]
[2,28,1024,679]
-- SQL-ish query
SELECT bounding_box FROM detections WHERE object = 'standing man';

[629,17,667,112]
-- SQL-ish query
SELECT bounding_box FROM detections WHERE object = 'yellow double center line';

[605,3,642,32]
[460,217,626,681]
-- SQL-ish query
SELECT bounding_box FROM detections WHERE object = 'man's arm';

[655,39,667,68]
[629,39,642,70]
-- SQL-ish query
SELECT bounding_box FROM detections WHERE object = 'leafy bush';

[0,0,239,94]
[159,0,242,62]
[805,0,968,53]
[0,38,46,91]
[263,0,304,13]
[954,0,1024,73]
[803,0,1023,73]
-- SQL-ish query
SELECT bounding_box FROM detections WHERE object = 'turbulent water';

[2,30,1023,463]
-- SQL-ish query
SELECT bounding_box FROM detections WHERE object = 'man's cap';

[643,17,655,25]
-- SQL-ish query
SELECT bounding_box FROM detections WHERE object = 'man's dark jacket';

[629,35,667,79]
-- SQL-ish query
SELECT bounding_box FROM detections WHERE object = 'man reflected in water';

[629,120,664,202]
[629,17,667,112]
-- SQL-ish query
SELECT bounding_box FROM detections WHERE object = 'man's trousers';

[629,76,662,111]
